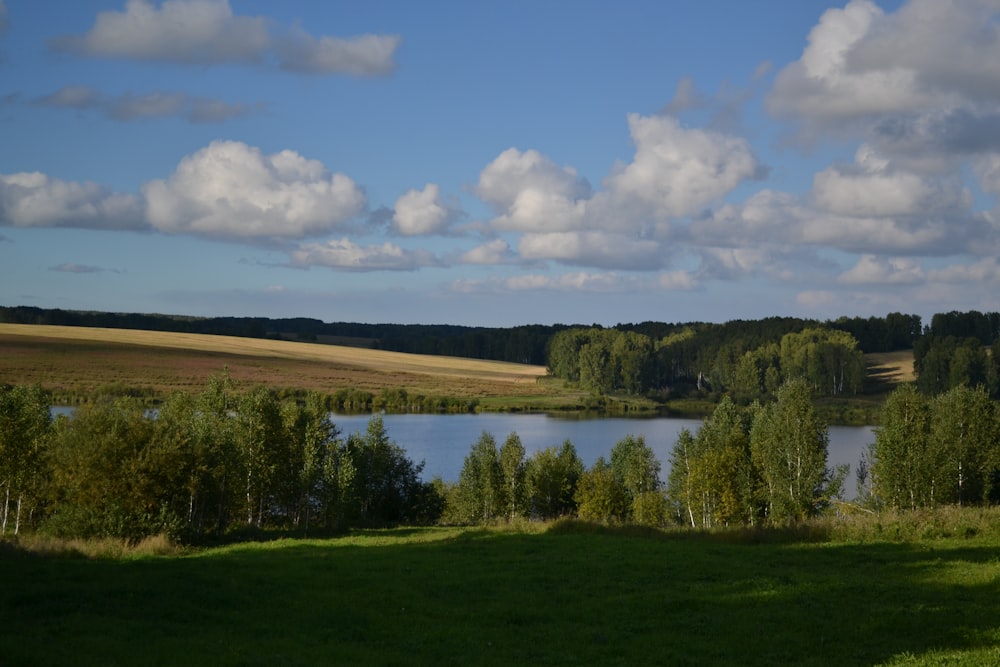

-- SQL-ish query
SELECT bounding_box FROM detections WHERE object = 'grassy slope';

[0,323,591,409]
[3,522,1000,666]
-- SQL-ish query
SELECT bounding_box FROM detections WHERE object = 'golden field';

[0,323,569,406]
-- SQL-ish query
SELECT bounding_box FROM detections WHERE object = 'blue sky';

[2,0,999,327]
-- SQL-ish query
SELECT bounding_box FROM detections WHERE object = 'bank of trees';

[665,379,845,527]
[547,325,864,400]
[866,384,1000,510]
[1,375,438,541]
[446,379,842,528]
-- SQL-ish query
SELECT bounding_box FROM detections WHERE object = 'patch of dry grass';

[4,533,182,559]
[866,349,916,384]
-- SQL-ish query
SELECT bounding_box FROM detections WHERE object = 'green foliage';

[574,457,629,523]
[0,384,51,535]
[871,385,1000,511]
[526,440,583,519]
[750,379,831,523]
[449,432,505,524]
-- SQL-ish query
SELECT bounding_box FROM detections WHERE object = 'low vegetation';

[4,515,1000,666]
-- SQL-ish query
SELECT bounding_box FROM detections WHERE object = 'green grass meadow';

[4,521,1000,666]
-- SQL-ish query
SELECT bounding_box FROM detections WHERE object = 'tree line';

[547,325,865,400]
[912,311,1000,398]
[0,306,924,371]
[443,378,843,527]
[864,384,1000,510]
[0,375,440,541]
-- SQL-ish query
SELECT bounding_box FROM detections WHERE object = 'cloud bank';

[52,0,400,76]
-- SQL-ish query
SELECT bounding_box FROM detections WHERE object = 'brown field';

[0,324,568,405]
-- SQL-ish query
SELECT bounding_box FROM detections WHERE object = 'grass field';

[4,516,1000,666]
[0,323,591,409]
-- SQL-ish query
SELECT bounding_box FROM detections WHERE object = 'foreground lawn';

[3,524,1000,666]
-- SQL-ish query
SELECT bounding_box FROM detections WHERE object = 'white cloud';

[476,148,591,232]
[0,172,143,229]
[518,231,663,270]
[392,184,458,235]
[452,269,696,295]
[54,0,270,65]
[927,257,1000,284]
[812,145,970,218]
[289,238,438,271]
[474,112,763,269]
[769,0,1000,153]
[143,141,366,239]
[34,85,260,123]
[458,239,513,265]
[838,254,924,285]
[604,114,764,220]
[275,29,400,76]
[53,0,399,76]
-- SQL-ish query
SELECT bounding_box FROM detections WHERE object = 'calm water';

[332,412,875,499]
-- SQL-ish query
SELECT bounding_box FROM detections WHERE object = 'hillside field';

[0,323,577,408]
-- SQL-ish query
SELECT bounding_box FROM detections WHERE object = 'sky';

[2,0,1000,328]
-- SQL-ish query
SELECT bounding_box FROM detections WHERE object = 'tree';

[870,385,934,510]
[45,398,162,539]
[450,432,504,523]
[666,428,699,527]
[527,440,583,519]
[233,386,285,527]
[929,385,997,506]
[667,398,761,528]
[750,379,830,523]
[499,432,528,520]
[345,416,425,526]
[575,457,629,523]
[0,385,52,535]
[609,434,661,522]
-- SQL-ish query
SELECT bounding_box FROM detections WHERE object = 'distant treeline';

[0,306,922,365]
[0,305,561,365]
[8,305,1000,399]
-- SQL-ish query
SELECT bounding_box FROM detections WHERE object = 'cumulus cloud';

[603,114,765,220]
[812,145,971,218]
[289,238,438,271]
[452,269,696,294]
[518,231,664,270]
[34,85,261,123]
[392,184,460,235]
[274,29,400,75]
[143,141,366,239]
[927,257,1000,284]
[474,112,764,271]
[0,172,144,229]
[476,148,591,232]
[458,239,514,265]
[53,0,399,76]
[838,254,924,285]
[769,0,1000,155]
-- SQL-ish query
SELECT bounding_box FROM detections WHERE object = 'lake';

[331,412,875,499]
